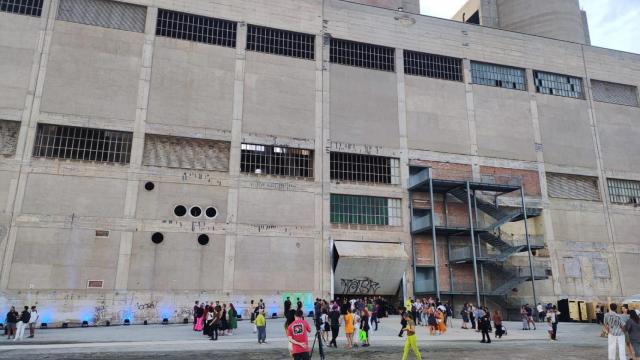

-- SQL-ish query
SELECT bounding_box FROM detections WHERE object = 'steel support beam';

[521,186,538,306]
[466,182,482,307]
[428,168,440,299]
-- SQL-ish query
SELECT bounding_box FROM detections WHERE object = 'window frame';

[470,61,527,91]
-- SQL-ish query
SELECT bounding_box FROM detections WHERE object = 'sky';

[419,0,640,54]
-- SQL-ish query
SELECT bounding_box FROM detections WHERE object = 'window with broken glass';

[240,143,313,178]
[330,152,400,185]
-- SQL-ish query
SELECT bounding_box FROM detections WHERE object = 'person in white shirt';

[28,306,39,338]
[537,303,545,322]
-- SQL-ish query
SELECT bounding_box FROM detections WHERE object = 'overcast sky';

[419,0,640,54]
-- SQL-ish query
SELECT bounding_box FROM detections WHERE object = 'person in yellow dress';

[402,313,422,360]
[343,308,355,349]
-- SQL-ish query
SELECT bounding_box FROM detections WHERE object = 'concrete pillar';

[463,59,481,181]
[0,0,59,290]
[315,32,330,298]
[526,69,562,297]
[114,7,158,290]
[222,22,248,293]
[581,48,624,297]
[395,47,414,298]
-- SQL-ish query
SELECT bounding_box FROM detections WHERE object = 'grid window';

[608,178,640,205]
[471,61,526,91]
[592,80,639,107]
[156,9,236,48]
[241,143,313,178]
[247,25,314,60]
[330,194,401,226]
[0,0,42,16]
[547,173,599,201]
[330,152,400,185]
[57,0,147,33]
[534,71,583,99]
[403,50,463,82]
[330,38,395,72]
[33,124,132,164]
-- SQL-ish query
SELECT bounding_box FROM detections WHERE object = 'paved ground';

[0,317,607,359]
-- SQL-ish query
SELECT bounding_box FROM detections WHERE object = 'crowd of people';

[3,305,39,341]
[191,300,239,340]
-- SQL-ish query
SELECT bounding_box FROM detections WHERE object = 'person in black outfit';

[360,309,371,347]
[480,312,492,343]
[296,298,303,312]
[5,306,18,340]
[193,301,199,326]
[398,307,407,337]
[328,306,340,348]
[314,298,321,325]
[284,297,292,316]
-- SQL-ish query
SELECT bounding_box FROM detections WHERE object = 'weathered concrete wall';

[8,227,121,290]
[405,76,470,155]
[147,38,235,135]
[243,52,316,140]
[330,65,399,148]
[594,102,640,174]
[537,95,596,170]
[40,21,143,124]
[0,13,40,121]
[496,0,588,44]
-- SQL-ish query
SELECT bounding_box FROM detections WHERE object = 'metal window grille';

[57,0,147,33]
[156,8,236,48]
[32,124,132,164]
[546,173,599,201]
[240,143,313,178]
[330,194,401,226]
[0,0,42,17]
[403,50,463,82]
[591,80,639,107]
[607,178,640,205]
[330,152,400,185]
[330,38,395,72]
[471,61,526,91]
[247,24,314,60]
[0,120,20,156]
[143,134,230,172]
[534,71,583,99]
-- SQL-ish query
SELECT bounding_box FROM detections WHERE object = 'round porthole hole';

[144,182,155,191]
[190,206,202,218]
[151,232,164,244]
[197,234,210,246]
[205,207,218,219]
[174,205,187,217]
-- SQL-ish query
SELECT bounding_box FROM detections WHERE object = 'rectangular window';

[247,25,314,60]
[57,0,146,32]
[330,38,395,72]
[330,152,400,185]
[330,194,401,226]
[0,120,20,157]
[591,80,639,107]
[471,61,526,91]
[0,0,42,17]
[241,143,313,178]
[403,50,462,82]
[546,173,600,201]
[32,124,132,164]
[534,71,583,99]
[156,9,236,48]
[607,178,640,205]
[143,134,230,172]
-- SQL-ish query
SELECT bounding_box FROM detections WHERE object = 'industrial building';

[0,0,639,324]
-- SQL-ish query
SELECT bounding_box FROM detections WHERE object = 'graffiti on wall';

[340,278,381,295]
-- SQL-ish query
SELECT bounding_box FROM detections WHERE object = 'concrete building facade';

[0,0,639,325]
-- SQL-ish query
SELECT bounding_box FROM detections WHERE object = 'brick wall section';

[480,165,541,197]
[143,134,231,171]
[410,160,473,181]
[0,120,19,156]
